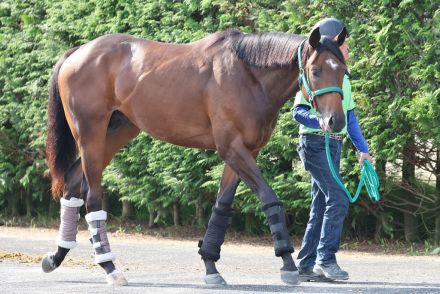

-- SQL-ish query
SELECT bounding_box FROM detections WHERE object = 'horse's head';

[298,26,348,133]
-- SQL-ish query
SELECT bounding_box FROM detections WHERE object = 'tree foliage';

[0,0,438,241]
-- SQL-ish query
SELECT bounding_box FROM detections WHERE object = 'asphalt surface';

[0,227,439,294]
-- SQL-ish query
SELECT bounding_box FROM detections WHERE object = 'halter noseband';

[297,39,344,109]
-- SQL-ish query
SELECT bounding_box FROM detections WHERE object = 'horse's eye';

[311,68,320,78]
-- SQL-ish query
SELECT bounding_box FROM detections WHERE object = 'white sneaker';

[313,263,349,280]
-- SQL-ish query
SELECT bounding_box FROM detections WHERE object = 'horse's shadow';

[63,280,440,293]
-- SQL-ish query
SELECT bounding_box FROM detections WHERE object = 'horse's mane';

[223,29,345,69]
[226,30,306,69]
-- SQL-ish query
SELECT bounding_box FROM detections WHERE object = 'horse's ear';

[335,27,347,47]
[309,27,320,49]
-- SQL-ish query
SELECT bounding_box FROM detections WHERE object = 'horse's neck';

[252,66,300,111]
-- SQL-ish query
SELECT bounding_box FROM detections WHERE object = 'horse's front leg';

[218,136,299,285]
[199,164,240,285]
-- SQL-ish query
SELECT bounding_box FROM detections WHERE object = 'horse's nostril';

[328,116,334,127]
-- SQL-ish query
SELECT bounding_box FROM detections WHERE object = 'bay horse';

[42,26,347,286]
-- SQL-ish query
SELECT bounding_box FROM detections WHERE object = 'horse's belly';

[119,99,216,150]
[143,121,216,150]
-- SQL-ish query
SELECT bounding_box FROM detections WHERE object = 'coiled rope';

[325,132,380,203]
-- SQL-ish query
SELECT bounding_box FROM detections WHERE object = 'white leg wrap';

[86,210,115,264]
[94,252,116,264]
[57,197,84,249]
[85,210,107,222]
[56,240,78,249]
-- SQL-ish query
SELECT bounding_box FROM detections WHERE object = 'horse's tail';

[46,47,79,200]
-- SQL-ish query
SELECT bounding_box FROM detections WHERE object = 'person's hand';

[358,152,373,166]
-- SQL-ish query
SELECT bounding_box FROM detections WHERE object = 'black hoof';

[41,252,58,273]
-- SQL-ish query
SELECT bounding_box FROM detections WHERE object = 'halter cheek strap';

[297,39,344,109]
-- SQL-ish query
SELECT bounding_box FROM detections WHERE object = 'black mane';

[226,30,345,69]
[227,31,305,69]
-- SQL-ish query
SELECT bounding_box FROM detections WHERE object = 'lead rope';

[325,132,380,203]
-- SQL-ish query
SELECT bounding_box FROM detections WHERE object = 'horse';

[41,26,348,286]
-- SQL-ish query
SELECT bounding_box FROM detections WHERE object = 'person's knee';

[309,207,325,224]
[326,196,349,219]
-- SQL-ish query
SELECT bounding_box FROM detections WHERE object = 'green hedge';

[0,0,438,241]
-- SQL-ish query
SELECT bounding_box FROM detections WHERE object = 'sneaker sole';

[313,267,348,281]
[299,275,334,282]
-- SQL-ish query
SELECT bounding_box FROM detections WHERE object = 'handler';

[293,17,372,281]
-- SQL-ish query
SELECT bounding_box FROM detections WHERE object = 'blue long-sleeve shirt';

[293,105,369,153]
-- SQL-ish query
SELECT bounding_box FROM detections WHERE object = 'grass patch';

[0,251,94,268]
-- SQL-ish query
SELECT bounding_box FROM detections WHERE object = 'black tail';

[46,47,79,200]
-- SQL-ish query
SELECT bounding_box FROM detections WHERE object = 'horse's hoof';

[280,270,300,285]
[106,270,128,286]
[41,252,58,273]
[204,273,227,285]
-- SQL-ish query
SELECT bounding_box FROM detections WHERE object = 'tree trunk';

[375,211,386,241]
[404,213,418,243]
[196,193,205,227]
[102,194,109,212]
[173,201,180,226]
[402,136,418,243]
[435,215,440,243]
[25,190,32,217]
[7,193,18,216]
[148,207,155,228]
[375,158,387,179]
[121,200,134,220]
[245,212,255,234]
[48,199,57,218]
[435,149,440,243]
[374,159,387,241]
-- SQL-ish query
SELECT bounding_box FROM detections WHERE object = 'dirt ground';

[1,226,439,294]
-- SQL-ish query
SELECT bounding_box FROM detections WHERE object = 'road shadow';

[329,280,440,287]
[101,281,440,293]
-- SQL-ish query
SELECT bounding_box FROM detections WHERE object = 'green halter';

[297,39,344,107]
[297,39,380,204]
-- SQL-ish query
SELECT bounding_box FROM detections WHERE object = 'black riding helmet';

[312,17,349,38]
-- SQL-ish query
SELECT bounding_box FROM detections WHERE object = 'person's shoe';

[313,263,349,280]
[299,267,330,282]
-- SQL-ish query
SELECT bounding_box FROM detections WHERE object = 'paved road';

[0,227,439,293]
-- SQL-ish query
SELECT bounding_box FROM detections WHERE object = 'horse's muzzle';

[323,112,346,133]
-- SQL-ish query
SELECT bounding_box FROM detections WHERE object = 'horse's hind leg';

[216,136,299,285]
[42,160,84,273]
[43,112,139,285]
[78,114,128,285]
[199,164,240,285]
[85,113,139,286]
[80,113,140,285]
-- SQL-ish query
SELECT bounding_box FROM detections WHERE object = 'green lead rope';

[325,132,380,204]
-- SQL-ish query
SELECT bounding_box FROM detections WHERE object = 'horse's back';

[59,30,238,90]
